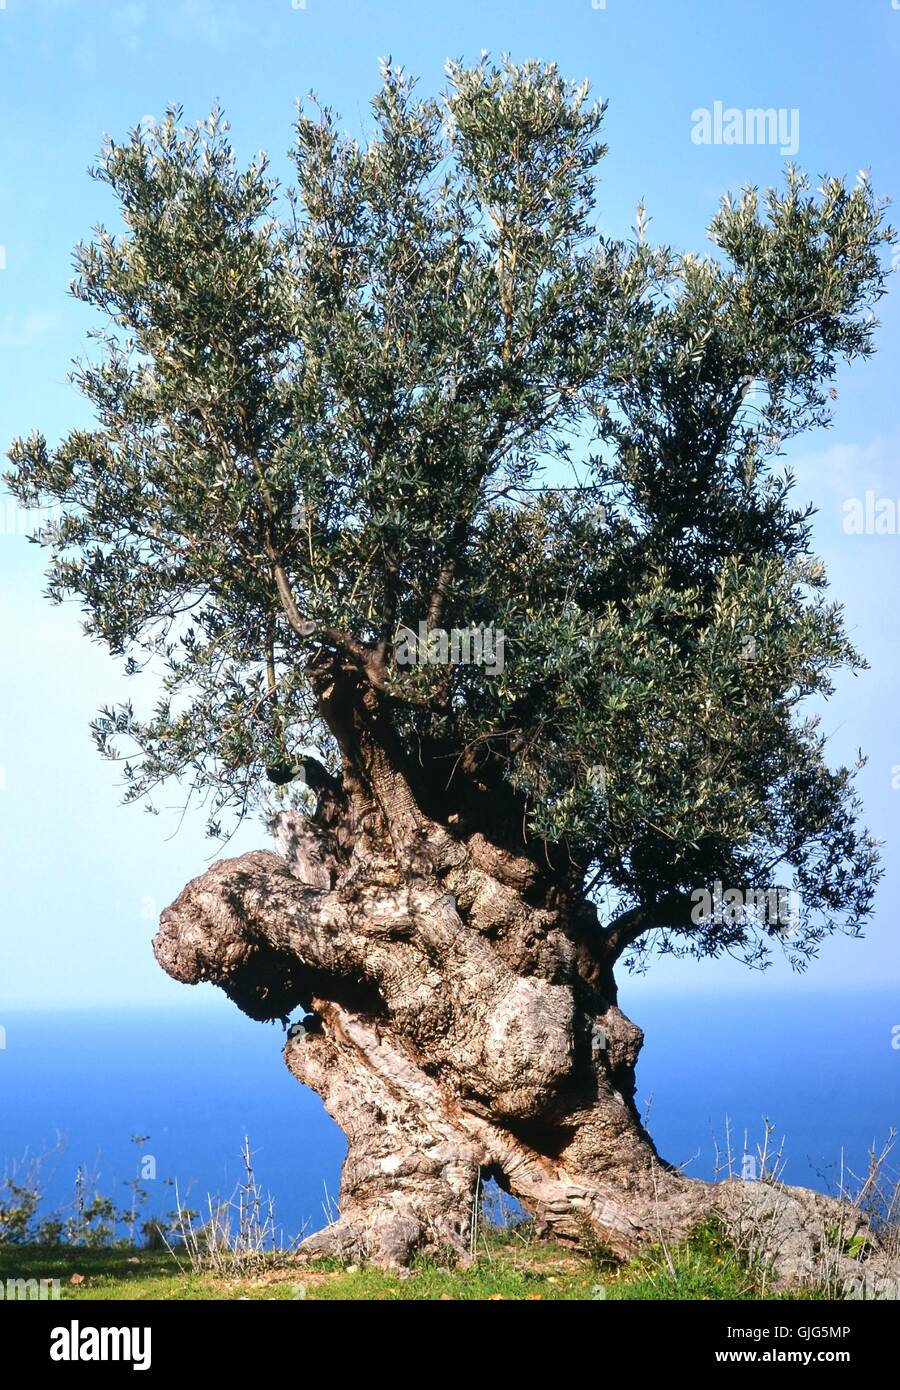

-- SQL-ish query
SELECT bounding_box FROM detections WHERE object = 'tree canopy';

[6,56,892,971]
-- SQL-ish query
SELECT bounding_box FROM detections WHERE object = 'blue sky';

[1,0,898,1009]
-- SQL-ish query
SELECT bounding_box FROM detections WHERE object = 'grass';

[0,1222,832,1301]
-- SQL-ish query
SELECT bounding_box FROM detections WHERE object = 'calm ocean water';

[1,988,897,1241]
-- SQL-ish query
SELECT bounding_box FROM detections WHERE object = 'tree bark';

[153,688,898,1286]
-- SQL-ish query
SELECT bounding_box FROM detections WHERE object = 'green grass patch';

[0,1225,833,1302]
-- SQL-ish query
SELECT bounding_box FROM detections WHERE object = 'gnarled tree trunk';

[153,674,894,1287]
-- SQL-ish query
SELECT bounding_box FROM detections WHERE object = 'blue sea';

[1,988,898,1242]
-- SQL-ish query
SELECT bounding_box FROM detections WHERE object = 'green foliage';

[0,1142,182,1251]
[0,1174,41,1245]
[6,56,892,966]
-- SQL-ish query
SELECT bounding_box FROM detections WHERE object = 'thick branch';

[154,848,576,1116]
[600,893,698,965]
[269,553,393,691]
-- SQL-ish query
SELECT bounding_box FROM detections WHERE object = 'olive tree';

[7,58,893,1271]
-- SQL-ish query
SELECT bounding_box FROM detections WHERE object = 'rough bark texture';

[153,676,897,1289]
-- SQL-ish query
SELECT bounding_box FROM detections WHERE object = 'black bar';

[8,1295,894,1375]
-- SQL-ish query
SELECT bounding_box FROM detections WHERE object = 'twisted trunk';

[154,830,669,1257]
[153,674,895,1285]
